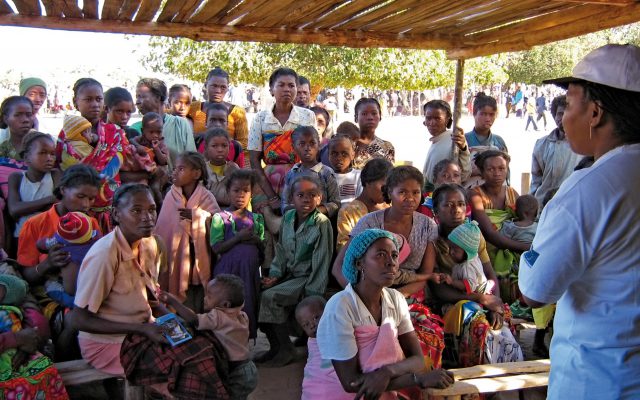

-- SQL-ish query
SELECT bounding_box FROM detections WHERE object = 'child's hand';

[237,227,254,242]
[15,327,40,353]
[441,273,453,285]
[157,290,176,305]
[178,208,193,221]
[261,277,278,289]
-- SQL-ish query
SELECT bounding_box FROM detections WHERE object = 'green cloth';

[19,77,47,96]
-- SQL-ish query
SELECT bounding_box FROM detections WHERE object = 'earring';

[589,125,593,140]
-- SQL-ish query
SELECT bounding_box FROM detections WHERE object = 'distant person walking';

[535,93,547,129]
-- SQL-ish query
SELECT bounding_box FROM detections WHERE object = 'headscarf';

[19,77,47,96]
[343,229,397,285]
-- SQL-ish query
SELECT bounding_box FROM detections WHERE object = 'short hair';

[431,159,458,184]
[515,194,539,219]
[211,274,245,308]
[295,295,326,320]
[54,164,101,199]
[142,112,162,128]
[335,121,360,140]
[177,151,209,187]
[21,131,54,158]
[550,95,567,119]
[289,175,322,201]
[291,125,320,144]
[137,78,167,102]
[112,183,153,210]
[73,78,103,101]
[361,158,393,187]
[0,96,33,129]
[205,102,228,118]
[354,98,382,122]
[269,67,298,88]
[168,84,192,101]
[225,169,257,191]
[328,135,353,152]
[298,76,311,88]
[104,87,133,108]
[205,67,230,84]
[204,127,230,146]
[474,150,511,172]
[383,165,424,203]
[432,183,467,211]
[423,100,453,129]
[472,93,498,115]
[310,106,329,124]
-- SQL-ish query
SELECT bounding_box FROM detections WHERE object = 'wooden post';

[521,172,531,195]
[451,59,465,158]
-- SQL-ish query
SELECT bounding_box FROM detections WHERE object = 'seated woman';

[317,229,454,399]
[70,184,228,399]
[468,150,530,303]
[431,184,522,367]
[0,255,69,399]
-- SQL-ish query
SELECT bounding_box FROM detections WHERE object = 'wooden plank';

[521,172,530,195]
[447,2,640,58]
[214,0,272,24]
[156,0,183,22]
[307,0,384,29]
[188,0,232,24]
[426,372,549,396]
[11,0,40,15]
[366,0,457,32]
[101,0,125,20]
[172,0,204,23]
[552,0,633,4]
[117,0,141,20]
[134,0,162,22]
[447,360,550,380]
[0,14,455,50]
[239,0,301,26]
[40,0,62,17]
[83,0,98,18]
[339,0,423,30]
[60,0,83,18]
[257,0,334,28]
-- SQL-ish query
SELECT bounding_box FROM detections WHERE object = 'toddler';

[159,274,257,400]
[36,211,101,308]
[130,112,170,204]
[445,221,494,295]
[500,194,538,244]
[327,135,361,205]
[61,115,98,155]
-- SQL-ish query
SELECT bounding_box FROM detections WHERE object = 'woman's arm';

[396,242,439,296]
[331,241,349,288]
[20,244,69,285]
[249,150,278,200]
[69,307,167,343]
[469,194,530,252]
[7,173,55,220]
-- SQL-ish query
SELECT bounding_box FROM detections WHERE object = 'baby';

[159,274,257,400]
[500,194,538,245]
[36,211,100,308]
[62,114,98,150]
[444,221,494,295]
[129,112,170,203]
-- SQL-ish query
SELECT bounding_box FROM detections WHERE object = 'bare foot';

[262,348,295,368]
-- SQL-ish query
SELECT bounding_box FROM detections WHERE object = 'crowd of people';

[0,43,638,400]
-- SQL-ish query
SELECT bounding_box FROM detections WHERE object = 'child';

[0,96,34,160]
[158,275,258,400]
[104,87,137,139]
[336,158,392,251]
[154,151,220,313]
[35,211,101,309]
[129,112,170,204]
[168,84,192,119]
[258,175,333,367]
[281,126,340,218]
[352,98,394,169]
[203,103,245,168]
[500,194,538,244]
[7,132,61,238]
[319,121,360,167]
[444,221,494,295]
[210,169,264,338]
[524,97,539,132]
[309,106,331,143]
[327,135,361,206]
[203,128,240,207]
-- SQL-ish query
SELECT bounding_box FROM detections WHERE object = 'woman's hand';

[139,323,168,344]
[452,128,467,151]
[237,227,255,242]
[268,196,281,210]
[417,369,455,389]
[477,294,505,329]
[261,276,279,289]
[46,244,70,270]
[15,327,40,353]
[351,367,393,400]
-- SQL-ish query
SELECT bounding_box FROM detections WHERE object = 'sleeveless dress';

[14,171,54,237]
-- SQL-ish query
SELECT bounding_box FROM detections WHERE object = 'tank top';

[14,171,54,237]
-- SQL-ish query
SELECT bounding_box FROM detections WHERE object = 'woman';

[56,78,132,232]
[468,150,529,302]
[519,44,640,398]
[431,184,522,367]
[421,100,471,189]
[19,77,47,131]
[247,67,316,210]
[0,96,34,160]
[317,229,454,399]
[71,184,229,398]
[188,67,249,150]
[352,98,395,169]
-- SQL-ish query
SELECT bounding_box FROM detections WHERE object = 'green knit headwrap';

[19,77,47,96]
[343,229,398,285]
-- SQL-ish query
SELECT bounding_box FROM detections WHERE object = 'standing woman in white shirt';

[519,44,640,399]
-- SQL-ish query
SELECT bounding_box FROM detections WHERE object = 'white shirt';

[451,256,489,294]
[317,284,413,361]
[335,169,362,205]
[247,105,316,152]
[519,144,640,399]
[422,130,471,184]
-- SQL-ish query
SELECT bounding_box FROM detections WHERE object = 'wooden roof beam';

[0,0,13,15]
[447,2,640,58]
[0,13,458,49]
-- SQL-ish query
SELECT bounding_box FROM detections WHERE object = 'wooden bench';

[55,359,144,400]
[424,359,550,400]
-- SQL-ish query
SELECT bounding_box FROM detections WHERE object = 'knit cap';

[63,114,92,142]
[343,229,398,285]
[448,221,481,261]
[0,274,28,306]
[57,212,96,244]
[19,77,47,96]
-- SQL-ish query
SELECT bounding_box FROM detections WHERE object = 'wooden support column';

[451,59,465,157]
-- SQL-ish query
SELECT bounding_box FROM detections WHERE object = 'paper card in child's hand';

[156,313,192,346]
